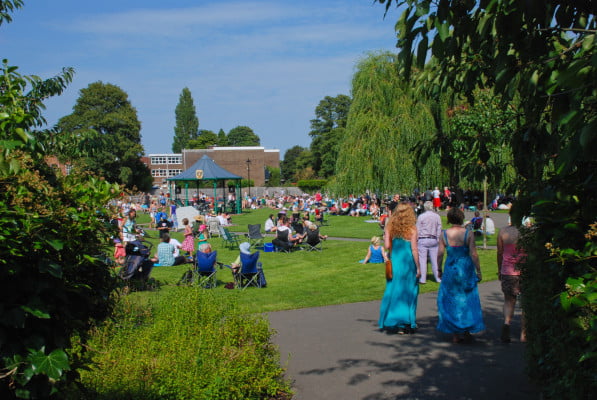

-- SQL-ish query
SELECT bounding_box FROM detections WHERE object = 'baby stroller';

[120,240,154,281]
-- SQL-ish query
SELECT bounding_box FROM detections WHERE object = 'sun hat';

[239,242,251,255]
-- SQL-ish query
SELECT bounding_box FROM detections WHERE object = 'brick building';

[144,146,280,188]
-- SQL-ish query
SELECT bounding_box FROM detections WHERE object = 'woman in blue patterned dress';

[379,203,421,334]
[437,208,485,343]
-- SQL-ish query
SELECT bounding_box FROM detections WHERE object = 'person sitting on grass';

[151,233,186,266]
[359,236,388,264]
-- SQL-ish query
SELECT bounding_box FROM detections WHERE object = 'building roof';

[167,154,242,181]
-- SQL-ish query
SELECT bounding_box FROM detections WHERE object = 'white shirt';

[169,238,182,257]
[264,218,275,232]
[484,217,495,235]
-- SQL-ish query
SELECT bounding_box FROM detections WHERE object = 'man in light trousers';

[416,201,443,283]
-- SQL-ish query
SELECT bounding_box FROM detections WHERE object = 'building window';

[151,156,182,164]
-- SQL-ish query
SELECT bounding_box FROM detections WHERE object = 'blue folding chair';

[235,251,266,289]
[194,250,218,288]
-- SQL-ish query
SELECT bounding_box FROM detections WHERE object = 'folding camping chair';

[234,251,266,290]
[245,224,265,249]
[220,226,241,249]
[194,250,218,288]
[303,227,324,251]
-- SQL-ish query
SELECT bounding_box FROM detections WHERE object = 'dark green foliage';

[297,179,327,192]
[56,81,152,191]
[227,125,260,146]
[74,290,292,399]
[280,145,310,182]
[0,58,118,398]
[375,1,596,397]
[216,128,229,146]
[265,166,281,186]
[172,87,199,152]
[309,94,351,178]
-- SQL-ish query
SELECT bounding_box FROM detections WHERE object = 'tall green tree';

[334,52,443,195]
[188,129,217,149]
[309,94,351,177]
[216,128,229,146]
[227,125,260,146]
[376,1,596,397]
[280,145,309,182]
[57,82,152,191]
[172,87,199,152]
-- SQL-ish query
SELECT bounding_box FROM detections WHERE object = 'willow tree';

[334,52,443,195]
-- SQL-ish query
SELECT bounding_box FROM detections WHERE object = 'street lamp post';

[246,158,251,197]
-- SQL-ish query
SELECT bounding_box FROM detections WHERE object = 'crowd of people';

[110,186,525,344]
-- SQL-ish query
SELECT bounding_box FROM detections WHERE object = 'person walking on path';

[497,210,527,343]
[379,203,421,334]
[416,201,443,283]
[437,207,485,343]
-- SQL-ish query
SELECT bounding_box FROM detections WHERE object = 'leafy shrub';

[75,288,292,399]
[296,179,327,192]
[519,186,596,400]
[0,58,119,398]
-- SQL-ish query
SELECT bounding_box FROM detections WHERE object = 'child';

[181,217,195,260]
[197,224,209,246]
[359,236,387,264]
[113,238,126,267]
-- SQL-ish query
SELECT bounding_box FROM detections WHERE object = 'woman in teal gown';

[437,208,485,343]
[379,204,421,333]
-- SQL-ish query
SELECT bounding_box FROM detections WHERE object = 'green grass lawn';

[127,207,499,312]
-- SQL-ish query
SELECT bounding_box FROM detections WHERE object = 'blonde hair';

[387,203,416,240]
[370,236,381,246]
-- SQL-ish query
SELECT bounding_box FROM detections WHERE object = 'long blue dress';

[437,230,485,333]
[379,237,419,330]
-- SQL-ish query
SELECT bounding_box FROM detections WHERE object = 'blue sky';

[2,0,401,156]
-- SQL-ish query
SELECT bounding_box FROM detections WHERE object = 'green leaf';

[46,239,64,251]
[38,261,63,278]
[21,305,50,319]
[27,348,70,380]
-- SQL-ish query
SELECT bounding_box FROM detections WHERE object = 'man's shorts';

[501,275,522,297]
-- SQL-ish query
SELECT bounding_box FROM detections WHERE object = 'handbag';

[385,259,393,280]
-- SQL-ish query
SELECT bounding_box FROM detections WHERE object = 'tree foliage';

[188,129,217,149]
[376,1,596,397]
[416,88,519,190]
[334,52,443,195]
[1,48,117,400]
[227,125,260,146]
[280,145,311,182]
[309,94,351,178]
[172,87,199,153]
[216,128,229,146]
[57,82,152,191]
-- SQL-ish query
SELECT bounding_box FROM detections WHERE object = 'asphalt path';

[268,280,537,400]
[267,210,537,400]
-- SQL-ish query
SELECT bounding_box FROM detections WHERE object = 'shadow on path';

[268,281,537,400]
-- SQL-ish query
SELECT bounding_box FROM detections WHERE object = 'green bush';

[74,289,292,400]
[0,57,119,398]
[520,187,596,400]
[296,179,327,192]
